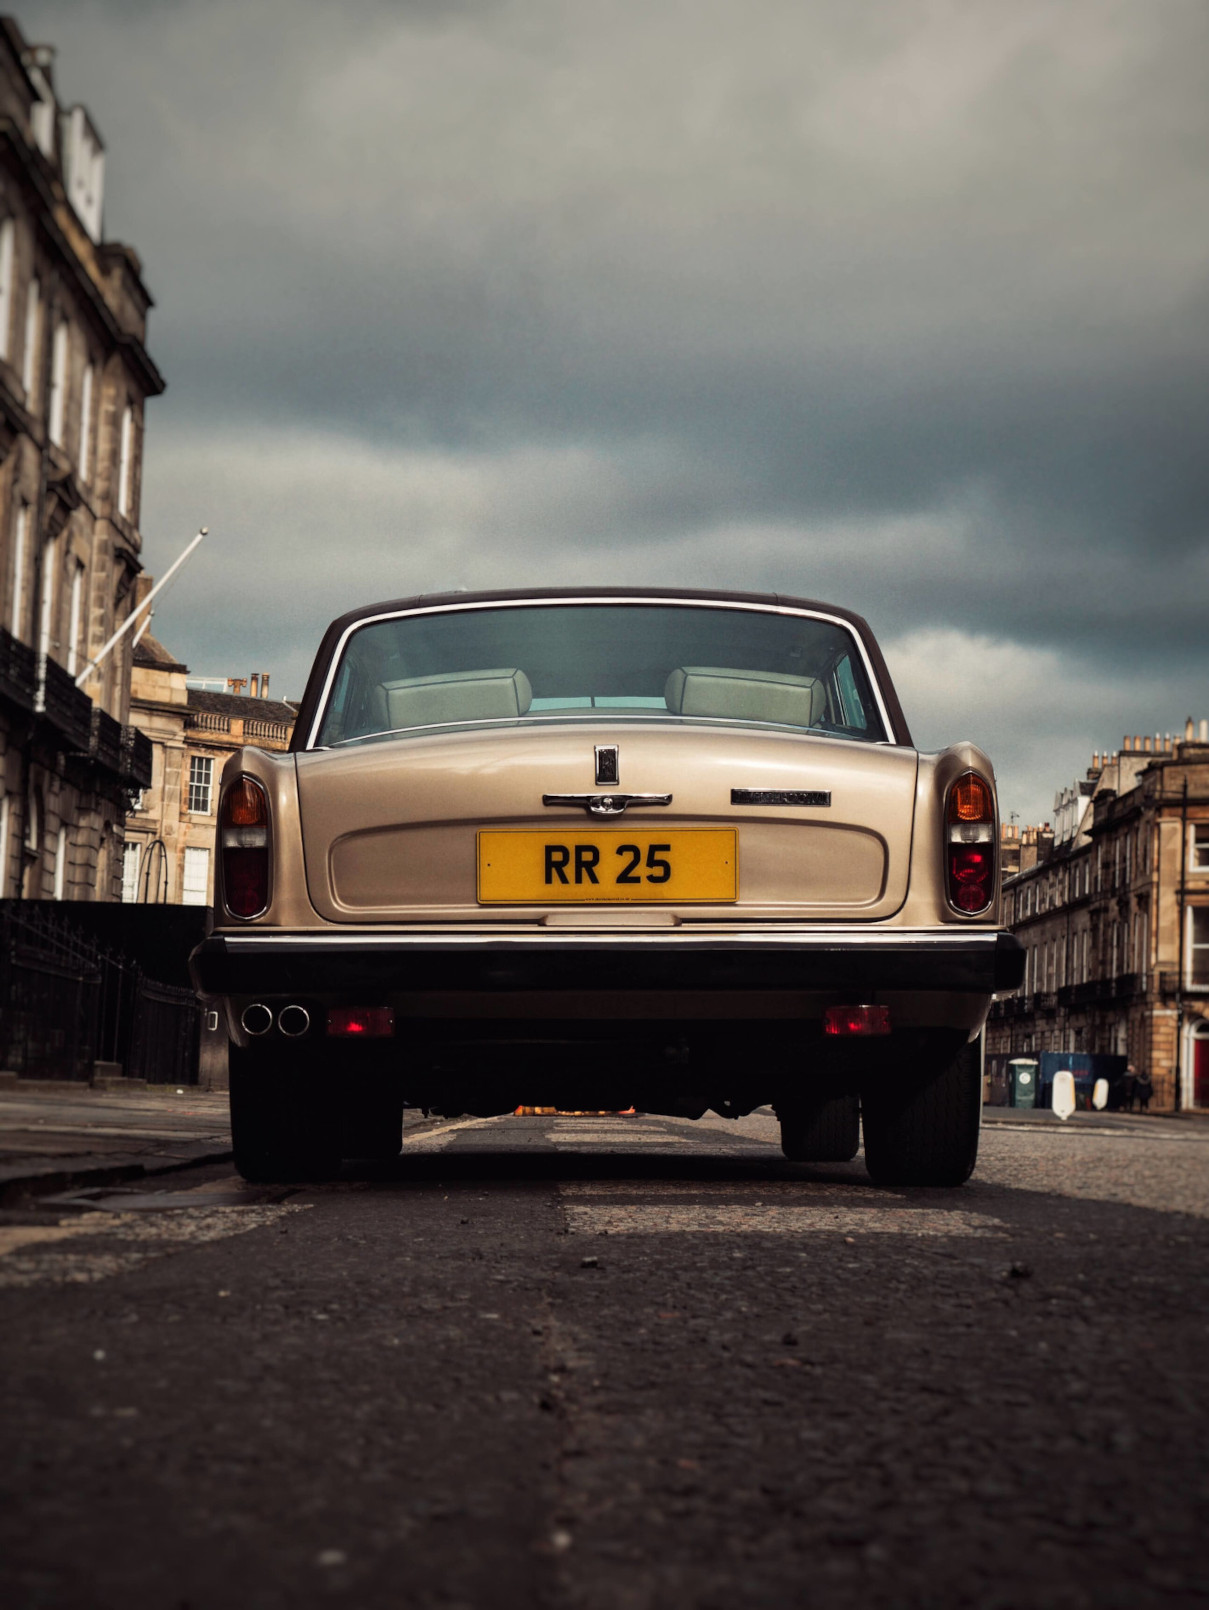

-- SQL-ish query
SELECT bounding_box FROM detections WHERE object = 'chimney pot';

[261,673,270,699]
[250,673,260,699]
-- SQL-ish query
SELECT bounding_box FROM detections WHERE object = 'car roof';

[291,587,912,748]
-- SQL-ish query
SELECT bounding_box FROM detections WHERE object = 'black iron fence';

[0,902,201,1084]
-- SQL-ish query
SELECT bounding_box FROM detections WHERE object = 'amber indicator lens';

[223,777,268,827]
[947,773,992,823]
[327,1007,395,1038]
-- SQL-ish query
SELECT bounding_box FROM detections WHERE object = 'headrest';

[381,667,533,730]
[664,666,826,728]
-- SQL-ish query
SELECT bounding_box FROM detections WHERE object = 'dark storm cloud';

[21,0,1209,820]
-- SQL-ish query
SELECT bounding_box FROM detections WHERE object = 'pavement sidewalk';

[0,1082,234,1205]
[0,1082,462,1203]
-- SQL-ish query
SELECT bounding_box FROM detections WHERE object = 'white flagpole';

[74,527,208,688]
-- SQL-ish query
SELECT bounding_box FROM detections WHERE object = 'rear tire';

[341,1087,404,1160]
[861,1038,982,1187]
[229,1042,341,1183]
[778,1094,860,1162]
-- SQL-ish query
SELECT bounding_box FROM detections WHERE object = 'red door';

[1195,1033,1209,1110]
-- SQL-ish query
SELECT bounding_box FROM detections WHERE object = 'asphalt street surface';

[2,1109,1207,1610]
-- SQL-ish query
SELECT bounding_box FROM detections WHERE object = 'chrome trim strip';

[305,597,896,752]
[217,927,1005,952]
[541,792,673,818]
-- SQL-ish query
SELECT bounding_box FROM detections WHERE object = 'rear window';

[313,603,888,747]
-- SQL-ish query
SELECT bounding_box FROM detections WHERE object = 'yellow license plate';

[477,829,738,904]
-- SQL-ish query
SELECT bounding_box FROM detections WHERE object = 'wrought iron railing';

[0,902,200,1084]
[121,726,153,788]
[0,625,36,711]
[39,654,93,749]
[88,707,124,772]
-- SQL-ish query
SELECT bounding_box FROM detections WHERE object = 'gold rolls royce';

[189,588,1023,1184]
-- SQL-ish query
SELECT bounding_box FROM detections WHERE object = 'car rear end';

[190,590,1023,1182]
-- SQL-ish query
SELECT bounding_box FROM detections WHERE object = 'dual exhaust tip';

[241,1002,310,1039]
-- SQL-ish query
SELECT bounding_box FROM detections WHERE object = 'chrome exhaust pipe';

[241,1002,274,1037]
[278,1004,311,1038]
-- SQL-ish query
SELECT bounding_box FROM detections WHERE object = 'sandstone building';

[124,634,294,906]
[988,722,1209,1109]
[0,19,160,901]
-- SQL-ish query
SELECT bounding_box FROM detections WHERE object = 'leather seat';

[664,666,826,727]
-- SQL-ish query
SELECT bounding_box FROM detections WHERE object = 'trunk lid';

[296,723,918,922]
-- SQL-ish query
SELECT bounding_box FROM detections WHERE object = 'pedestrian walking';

[1122,1063,1137,1111]
[1134,1067,1153,1113]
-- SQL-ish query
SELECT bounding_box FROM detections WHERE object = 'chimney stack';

[250,673,260,699]
[261,673,270,699]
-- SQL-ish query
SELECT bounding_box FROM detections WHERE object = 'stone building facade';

[124,633,295,907]
[987,722,1209,1109]
[0,19,160,902]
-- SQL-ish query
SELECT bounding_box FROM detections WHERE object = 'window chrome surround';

[304,596,898,753]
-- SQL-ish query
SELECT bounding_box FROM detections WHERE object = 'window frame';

[1190,906,1209,989]
[186,754,214,816]
[181,845,211,907]
[48,319,69,446]
[21,275,39,401]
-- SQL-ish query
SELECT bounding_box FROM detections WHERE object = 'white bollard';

[1092,1077,1109,1111]
[1051,1069,1077,1122]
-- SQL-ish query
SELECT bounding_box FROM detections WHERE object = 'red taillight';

[945,771,995,914]
[221,777,269,919]
[327,1007,395,1039]
[824,1004,891,1036]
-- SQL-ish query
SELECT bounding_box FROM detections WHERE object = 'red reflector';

[326,1007,395,1039]
[224,849,269,919]
[948,845,993,912]
[824,1005,891,1037]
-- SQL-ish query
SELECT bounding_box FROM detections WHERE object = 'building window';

[79,364,94,480]
[1192,826,1209,872]
[1191,908,1209,987]
[66,561,84,677]
[0,216,14,362]
[118,404,135,518]
[38,537,57,659]
[9,503,28,638]
[182,845,210,907]
[52,823,67,900]
[186,755,213,815]
[48,320,68,446]
[121,841,141,903]
[22,277,39,400]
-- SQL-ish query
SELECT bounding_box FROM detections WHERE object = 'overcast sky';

[25,0,1209,823]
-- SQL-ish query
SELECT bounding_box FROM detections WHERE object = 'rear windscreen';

[313,604,887,746]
